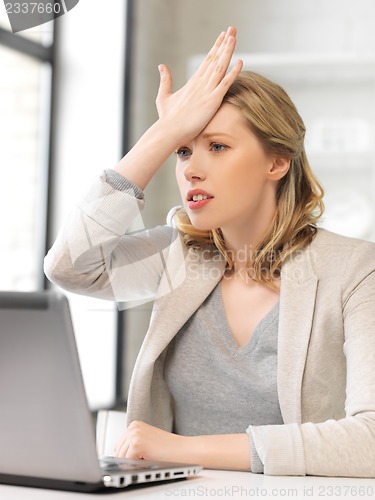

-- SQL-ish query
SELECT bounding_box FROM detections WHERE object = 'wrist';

[152,116,191,150]
[113,118,179,190]
[187,434,251,470]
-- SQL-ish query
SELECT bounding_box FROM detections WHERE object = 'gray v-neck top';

[163,282,283,471]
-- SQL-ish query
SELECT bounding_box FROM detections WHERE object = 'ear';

[268,157,290,181]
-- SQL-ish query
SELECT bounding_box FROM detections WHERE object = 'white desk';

[1,469,375,499]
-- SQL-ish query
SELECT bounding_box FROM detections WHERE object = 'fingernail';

[158,64,164,73]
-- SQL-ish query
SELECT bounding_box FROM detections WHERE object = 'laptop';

[0,290,202,492]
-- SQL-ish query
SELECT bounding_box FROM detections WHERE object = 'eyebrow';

[200,132,234,140]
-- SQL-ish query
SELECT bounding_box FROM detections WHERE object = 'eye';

[175,147,192,159]
[210,143,227,153]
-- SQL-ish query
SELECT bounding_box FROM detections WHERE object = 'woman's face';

[175,103,285,237]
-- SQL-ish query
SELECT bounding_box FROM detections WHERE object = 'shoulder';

[311,227,375,260]
[309,227,375,283]
[283,228,375,286]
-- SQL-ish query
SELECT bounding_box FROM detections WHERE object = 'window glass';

[0,46,50,290]
[0,12,10,29]
[67,293,118,411]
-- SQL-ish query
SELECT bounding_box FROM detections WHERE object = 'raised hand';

[156,26,243,146]
[113,27,243,190]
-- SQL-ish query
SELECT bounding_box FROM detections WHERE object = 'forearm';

[44,171,179,301]
[186,433,250,470]
[113,118,180,191]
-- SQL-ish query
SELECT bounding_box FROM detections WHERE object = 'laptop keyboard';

[100,457,160,471]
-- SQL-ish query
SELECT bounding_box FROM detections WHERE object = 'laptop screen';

[0,291,102,486]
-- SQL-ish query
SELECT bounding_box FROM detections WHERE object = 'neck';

[219,183,278,278]
[220,216,275,275]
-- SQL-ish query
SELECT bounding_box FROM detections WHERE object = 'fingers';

[197,26,236,78]
[215,58,244,93]
[197,26,237,89]
[214,26,237,65]
[114,421,146,459]
[153,26,241,139]
[114,426,132,458]
[197,30,226,76]
[114,435,129,458]
[207,31,238,88]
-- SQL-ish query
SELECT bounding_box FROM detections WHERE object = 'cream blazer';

[44,174,375,477]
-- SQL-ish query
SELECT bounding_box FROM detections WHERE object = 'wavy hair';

[175,71,324,288]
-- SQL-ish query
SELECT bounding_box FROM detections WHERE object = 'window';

[0,1,128,411]
[0,19,53,291]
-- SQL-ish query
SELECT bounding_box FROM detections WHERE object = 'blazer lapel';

[278,247,318,424]
[126,246,226,426]
[146,248,226,358]
[129,245,226,385]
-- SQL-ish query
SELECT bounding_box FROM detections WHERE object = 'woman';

[44,27,375,476]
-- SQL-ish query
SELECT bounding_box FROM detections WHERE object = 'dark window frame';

[115,0,134,408]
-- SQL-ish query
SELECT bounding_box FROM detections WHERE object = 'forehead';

[201,103,249,136]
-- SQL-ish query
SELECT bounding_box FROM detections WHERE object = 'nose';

[182,152,206,182]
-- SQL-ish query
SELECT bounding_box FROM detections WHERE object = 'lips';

[186,189,214,202]
[186,189,214,211]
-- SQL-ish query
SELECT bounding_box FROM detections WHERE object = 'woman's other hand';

[114,420,187,463]
[114,420,250,470]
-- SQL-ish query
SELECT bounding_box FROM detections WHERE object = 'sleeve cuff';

[247,430,264,474]
[77,172,145,235]
[247,423,306,476]
[104,169,144,200]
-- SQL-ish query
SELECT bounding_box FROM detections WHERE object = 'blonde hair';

[175,71,324,288]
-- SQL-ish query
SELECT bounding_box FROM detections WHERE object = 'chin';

[188,216,219,232]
